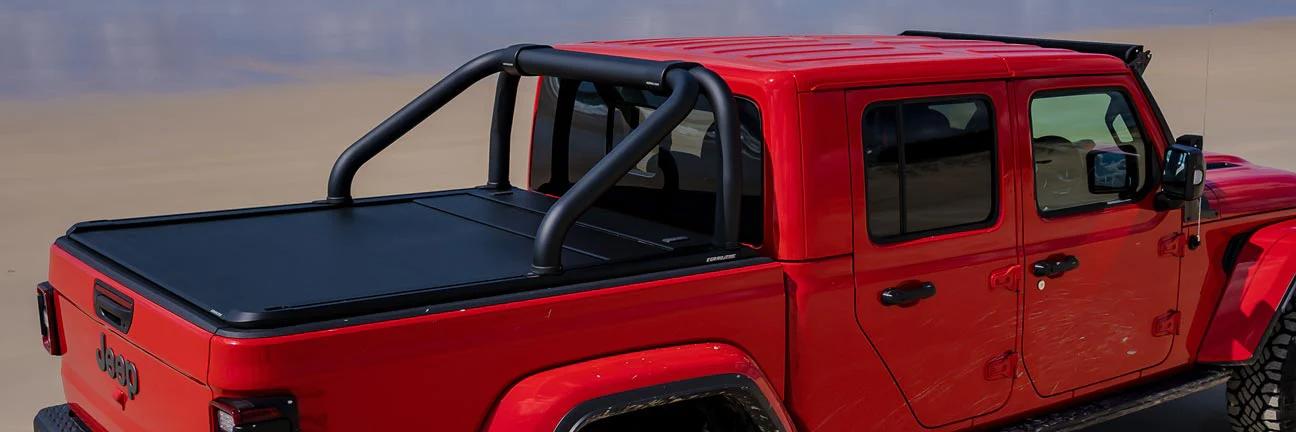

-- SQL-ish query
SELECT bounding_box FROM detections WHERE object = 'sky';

[0,0,1292,98]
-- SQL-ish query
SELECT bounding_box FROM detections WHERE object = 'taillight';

[36,282,63,356]
[211,396,299,432]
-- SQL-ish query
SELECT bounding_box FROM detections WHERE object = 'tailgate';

[48,245,214,431]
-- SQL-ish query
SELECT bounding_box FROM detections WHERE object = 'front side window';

[1030,89,1150,214]
[863,97,997,241]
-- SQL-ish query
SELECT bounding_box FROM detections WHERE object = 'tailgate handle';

[93,281,134,333]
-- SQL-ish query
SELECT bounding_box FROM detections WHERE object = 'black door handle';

[881,282,936,307]
[1032,255,1080,278]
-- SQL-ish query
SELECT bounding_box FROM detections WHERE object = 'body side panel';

[792,89,855,259]
[207,263,787,431]
[783,256,1063,431]
[784,257,954,432]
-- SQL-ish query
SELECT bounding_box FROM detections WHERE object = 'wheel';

[1228,309,1296,431]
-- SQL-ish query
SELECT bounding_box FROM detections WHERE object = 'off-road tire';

[1228,309,1296,431]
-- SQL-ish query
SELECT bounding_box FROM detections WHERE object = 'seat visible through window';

[863,97,997,241]
[1029,89,1149,213]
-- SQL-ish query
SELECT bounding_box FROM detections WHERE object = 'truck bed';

[61,188,732,329]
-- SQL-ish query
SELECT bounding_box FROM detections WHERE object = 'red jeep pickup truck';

[31,31,1296,432]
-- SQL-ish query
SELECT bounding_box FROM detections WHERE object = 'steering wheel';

[1033,135,1083,202]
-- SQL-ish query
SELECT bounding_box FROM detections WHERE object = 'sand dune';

[1,19,1293,427]
[0,74,540,423]
[1069,19,1296,166]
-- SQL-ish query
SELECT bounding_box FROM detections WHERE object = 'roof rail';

[902,30,1178,163]
[899,30,1151,75]
[324,45,744,275]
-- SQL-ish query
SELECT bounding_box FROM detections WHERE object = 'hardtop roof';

[559,35,1132,91]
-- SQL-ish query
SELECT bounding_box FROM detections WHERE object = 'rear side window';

[863,97,997,241]
[1029,89,1150,214]
[530,78,765,244]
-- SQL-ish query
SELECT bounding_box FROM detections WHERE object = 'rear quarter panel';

[207,262,787,431]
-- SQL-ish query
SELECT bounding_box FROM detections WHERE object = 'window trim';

[861,94,1001,244]
[1027,86,1159,218]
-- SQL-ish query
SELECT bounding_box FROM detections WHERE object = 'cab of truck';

[33,33,1296,432]
[561,33,1236,430]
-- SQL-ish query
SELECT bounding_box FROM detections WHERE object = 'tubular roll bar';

[325,45,743,275]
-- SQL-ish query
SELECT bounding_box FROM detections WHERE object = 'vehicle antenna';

[1201,8,1213,141]
[1190,7,1215,250]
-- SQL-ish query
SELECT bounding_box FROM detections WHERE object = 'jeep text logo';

[96,334,140,399]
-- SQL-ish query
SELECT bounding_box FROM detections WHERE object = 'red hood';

[1203,153,1296,220]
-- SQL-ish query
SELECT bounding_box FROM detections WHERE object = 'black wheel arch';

[555,374,786,432]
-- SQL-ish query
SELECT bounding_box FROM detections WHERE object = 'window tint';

[530,78,765,244]
[1030,89,1149,213]
[863,97,997,240]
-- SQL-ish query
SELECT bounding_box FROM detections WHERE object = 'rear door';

[1011,75,1179,395]
[847,81,1021,427]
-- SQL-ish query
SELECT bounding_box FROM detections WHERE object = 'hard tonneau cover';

[63,188,735,329]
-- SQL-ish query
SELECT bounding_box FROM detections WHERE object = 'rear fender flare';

[1199,219,1296,364]
[483,343,792,432]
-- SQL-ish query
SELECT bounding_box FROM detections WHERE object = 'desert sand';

[1,19,1293,428]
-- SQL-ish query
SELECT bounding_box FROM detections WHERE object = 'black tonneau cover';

[65,188,725,329]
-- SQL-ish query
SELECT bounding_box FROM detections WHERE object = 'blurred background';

[3,0,1294,429]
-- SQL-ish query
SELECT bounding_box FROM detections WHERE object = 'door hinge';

[989,265,1021,292]
[1158,232,1186,258]
[985,351,1017,381]
[1153,310,1181,337]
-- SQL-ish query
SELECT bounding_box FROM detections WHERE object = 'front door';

[1012,76,1181,396]
[848,81,1020,427]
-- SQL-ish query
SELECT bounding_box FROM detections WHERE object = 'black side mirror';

[1158,143,1206,207]
[1176,134,1204,150]
[1086,148,1139,196]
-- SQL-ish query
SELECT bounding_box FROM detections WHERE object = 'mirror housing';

[1176,134,1204,150]
[1086,148,1139,196]
[1157,143,1206,208]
